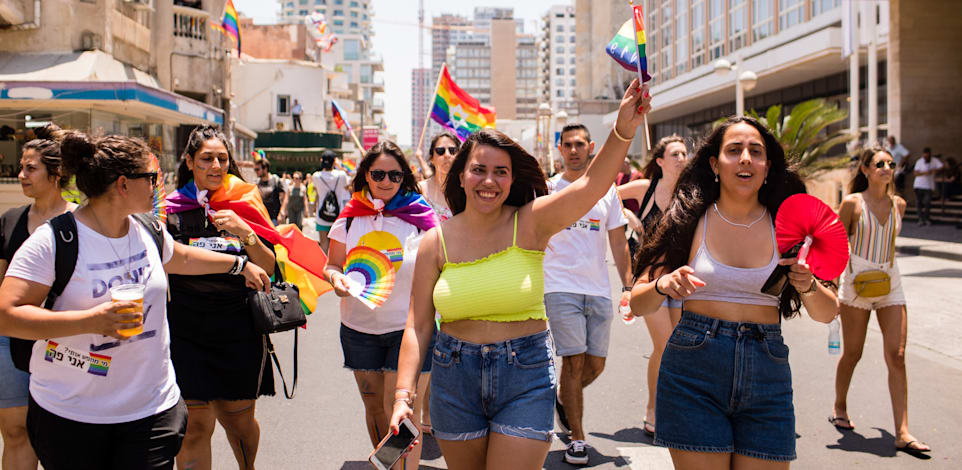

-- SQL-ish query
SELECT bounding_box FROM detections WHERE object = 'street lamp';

[713,55,758,117]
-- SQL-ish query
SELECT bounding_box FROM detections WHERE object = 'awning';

[0,51,223,125]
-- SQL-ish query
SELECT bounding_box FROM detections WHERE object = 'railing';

[173,5,209,40]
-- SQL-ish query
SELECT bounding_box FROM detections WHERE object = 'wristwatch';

[244,231,257,246]
[622,286,633,293]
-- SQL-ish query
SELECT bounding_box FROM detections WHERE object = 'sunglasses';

[369,169,404,183]
[875,161,896,169]
[126,171,159,186]
[433,146,458,156]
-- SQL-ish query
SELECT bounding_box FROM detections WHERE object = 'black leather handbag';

[248,280,306,399]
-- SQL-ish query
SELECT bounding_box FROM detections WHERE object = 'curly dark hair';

[850,146,893,194]
[632,116,809,319]
[21,123,69,188]
[352,140,421,196]
[60,131,151,198]
[177,125,243,188]
[443,129,548,215]
[642,134,686,181]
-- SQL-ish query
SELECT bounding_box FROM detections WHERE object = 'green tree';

[716,98,856,176]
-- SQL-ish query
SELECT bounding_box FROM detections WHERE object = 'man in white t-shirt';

[543,124,632,465]
[312,150,351,252]
[912,147,943,226]
[886,135,911,193]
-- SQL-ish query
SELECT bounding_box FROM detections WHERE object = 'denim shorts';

[0,336,30,409]
[429,330,556,442]
[544,293,613,357]
[339,324,435,373]
[655,311,796,461]
[661,297,683,309]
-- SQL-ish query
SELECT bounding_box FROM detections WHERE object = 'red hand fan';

[775,194,849,280]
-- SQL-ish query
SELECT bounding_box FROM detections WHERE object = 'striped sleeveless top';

[850,193,900,264]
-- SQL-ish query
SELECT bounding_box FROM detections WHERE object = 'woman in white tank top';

[627,117,838,469]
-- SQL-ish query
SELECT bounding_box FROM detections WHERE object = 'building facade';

[539,5,579,114]
[410,68,432,150]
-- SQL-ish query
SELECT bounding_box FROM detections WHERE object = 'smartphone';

[761,242,803,296]
[368,418,420,470]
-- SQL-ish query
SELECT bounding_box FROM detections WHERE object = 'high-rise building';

[411,68,432,149]
[539,5,579,114]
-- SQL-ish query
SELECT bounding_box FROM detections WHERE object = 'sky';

[232,0,562,146]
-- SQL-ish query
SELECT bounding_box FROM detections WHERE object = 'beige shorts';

[838,254,906,311]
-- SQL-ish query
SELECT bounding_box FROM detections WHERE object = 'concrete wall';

[490,18,517,120]
[231,59,328,133]
[0,0,104,53]
[887,0,962,159]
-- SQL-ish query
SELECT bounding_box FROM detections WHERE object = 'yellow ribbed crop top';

[432,212,547,323]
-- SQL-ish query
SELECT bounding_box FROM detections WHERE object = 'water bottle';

[828,316,841,355]
[620,299,635,325]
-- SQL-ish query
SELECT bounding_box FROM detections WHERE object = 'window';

[729,0,747,52]
[556,67,564,75]
[569,35,575,43]
[569,57,575,64]
[569,78,575,86]
[350,0,359,6]
[335,0,343,4]
[675,0,688,74]
[350,21,358,27]
[691,0,705,67]
[299,0,307,5]
[360,64,372,83]
[343,39,360,60]
[555,78,564,86]
[569,67,576,75]
[333,9,343,15]
[277,95,291,116]
[556,57,564,65]
[350,11,357,17]
[752,0,773,42]
[709,0,724,60]
[811,0,840,17]
[556,46,564,54]
[333,19,343,26]
[299,9,308,15]
[779,0,804,31]
[569,45,575,53]
[556,25,564,32]
[315,0,325,4]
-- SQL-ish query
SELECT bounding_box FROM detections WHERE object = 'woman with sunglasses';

[0,131,269,470]
[165,126,279,470]
[831,147,930,455]
[418,131,460,221]
[324,140,439,469]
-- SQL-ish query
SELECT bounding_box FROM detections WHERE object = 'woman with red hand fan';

[629,117,838,468]
[832,147,930,455]
[323,140,438,470]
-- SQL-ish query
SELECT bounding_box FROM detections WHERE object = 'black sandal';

[896,440,931,458]
[643,420,655,437]
[828,416,855,430]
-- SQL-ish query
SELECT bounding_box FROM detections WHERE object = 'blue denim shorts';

[429,330,556,442]
[339,324,435,373]
[655,311,796,461]
[0,336,30,408]
[545,293,613,357]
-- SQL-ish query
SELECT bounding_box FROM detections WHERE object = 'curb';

[896,244,962,263]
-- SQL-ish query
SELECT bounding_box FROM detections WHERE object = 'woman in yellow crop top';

[386,80,651,469]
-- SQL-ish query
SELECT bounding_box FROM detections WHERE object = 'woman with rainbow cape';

[323,140,438,470]
[164,126,329,470]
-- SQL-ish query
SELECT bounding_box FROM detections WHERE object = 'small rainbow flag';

[341,159,357,174]
[211,0,241,53]
[606,3,651,82]
[331,99,352,133]
[430,64,496,141]
[88,353,111,377]
[589,218,601,231]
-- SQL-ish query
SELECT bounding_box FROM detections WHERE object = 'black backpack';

[8,212,165,372]
[316,174,342,223]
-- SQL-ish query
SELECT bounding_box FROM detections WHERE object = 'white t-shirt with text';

[913,157,944,190]
[543,176,628,297]
[6,217,178,424]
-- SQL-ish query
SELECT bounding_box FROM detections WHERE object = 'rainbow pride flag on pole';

[430,64,496,141]
[211,0,241,53]
[331,99,352,132]
[606,3,651,82]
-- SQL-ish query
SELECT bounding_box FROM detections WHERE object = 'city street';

[203,223,961,469]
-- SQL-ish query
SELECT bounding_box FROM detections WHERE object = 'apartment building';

[539,5,579,114]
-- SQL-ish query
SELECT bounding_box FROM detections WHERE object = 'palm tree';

[717,98,856,176]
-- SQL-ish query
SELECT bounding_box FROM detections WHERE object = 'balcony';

[111,8,151,53]
[173,5,209,41]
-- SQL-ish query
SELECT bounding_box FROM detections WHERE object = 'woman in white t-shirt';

[0,132,269,470]
[324,140,438,470]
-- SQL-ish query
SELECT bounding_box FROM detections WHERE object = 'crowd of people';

[0,79,933,470]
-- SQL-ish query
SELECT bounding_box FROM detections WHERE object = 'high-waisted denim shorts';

[0,335,30,409]
[429,330,556,442]
[655,311,796,461]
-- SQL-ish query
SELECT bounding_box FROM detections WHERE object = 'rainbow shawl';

[165,175,332,314]
[337,190,439,233]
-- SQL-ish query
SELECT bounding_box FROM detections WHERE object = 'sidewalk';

[896,222,962,262]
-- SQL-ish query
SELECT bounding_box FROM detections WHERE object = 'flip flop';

[828,416,855,430]
[643,421,655,437]
[896,440,931,457]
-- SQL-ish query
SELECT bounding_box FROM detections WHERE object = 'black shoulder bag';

[247,262,306,399]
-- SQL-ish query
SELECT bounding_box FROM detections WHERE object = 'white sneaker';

[564,439,589,465]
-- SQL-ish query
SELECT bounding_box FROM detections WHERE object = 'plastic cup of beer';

[110,284,145,337]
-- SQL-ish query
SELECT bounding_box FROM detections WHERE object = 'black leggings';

[27,396,187,470]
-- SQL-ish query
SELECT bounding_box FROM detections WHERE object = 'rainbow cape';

[606,4,651,82]
[165,175,331,314]
[337,190,439,233]
[211,0,241,53]
[430,64,496,141]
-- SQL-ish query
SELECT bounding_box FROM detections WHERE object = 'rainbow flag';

[430,64,496,141]
[331,99,352,133]
[341,159,357,174]
[211,0,241,53]
[606,4,651,82]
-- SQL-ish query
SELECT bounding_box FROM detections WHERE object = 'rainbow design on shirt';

[384,247,404,265]
[88,353,112,377]
[343,246,396,310]
[589,219,601,231]
[44,341,58,362]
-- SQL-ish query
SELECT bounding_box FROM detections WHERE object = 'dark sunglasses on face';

[433,146,458,156]
[875,161,896,169]
[126,171,159,186]
[369,169,404,183]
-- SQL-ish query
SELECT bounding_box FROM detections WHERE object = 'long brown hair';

[849,146,893,194]
[443,129,547,215]
[642,135,686,180]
